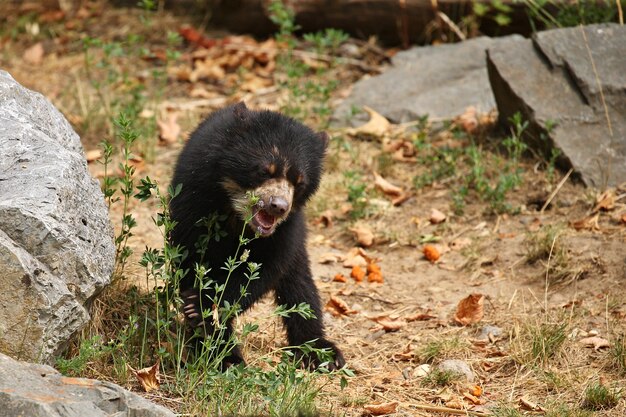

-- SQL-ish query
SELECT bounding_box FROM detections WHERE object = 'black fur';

[170,103,344,370]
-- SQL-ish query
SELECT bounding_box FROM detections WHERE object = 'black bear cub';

[170,102,344,370]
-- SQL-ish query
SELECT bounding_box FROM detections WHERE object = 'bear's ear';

[317,132,330,150]
[232,101,249,120]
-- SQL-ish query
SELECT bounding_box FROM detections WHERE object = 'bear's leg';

[274,261,345,370]
[181,287,245,369]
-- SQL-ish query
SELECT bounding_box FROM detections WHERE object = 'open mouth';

[250,207,278,236]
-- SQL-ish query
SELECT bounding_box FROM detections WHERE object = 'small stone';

[437,359,475,382]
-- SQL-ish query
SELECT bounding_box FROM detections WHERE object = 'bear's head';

[219,102,329,237]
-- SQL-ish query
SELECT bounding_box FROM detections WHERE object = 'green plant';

[422,368,462,387]
[522,0,625,29]
[611,334,626,375]
[530,322,567,364]
[344,170,369,219]
[304,28,349,55]
[56,335,106,376]
[545,404,592,417]
[268,0,346,127]
[581,381,621,410]
[491,404,523,417]
[418,337,467,363]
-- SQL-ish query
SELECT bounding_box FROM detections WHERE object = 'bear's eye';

[294,173,306,187]
[266,163,277,176]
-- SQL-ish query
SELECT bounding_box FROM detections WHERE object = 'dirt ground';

[2,2,626,416]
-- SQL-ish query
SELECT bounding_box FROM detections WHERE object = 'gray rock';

[437,359,475,382]
[0,352,175,417]
[0,70,115,363]
[487,24,626,188]
[333,36,523,125]
[476,325,503,341]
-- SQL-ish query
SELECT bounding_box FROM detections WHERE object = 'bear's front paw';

[294,339,345,371]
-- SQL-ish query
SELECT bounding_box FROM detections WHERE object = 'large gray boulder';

[333,36,523,125]
[0,352,175,417]
[0,71,115,363]
[487,24,626,188]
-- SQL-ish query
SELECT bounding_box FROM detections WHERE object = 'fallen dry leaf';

[351,265,366,282]
[23,42,45,65]
[406,311,437,321]
[368,271,384,283]
[350,225,374,247]
[325,295,357,317]
[367,262,384,283]
[343,247,373,268]
[85,149,102,163]
[580,336,610,351]
[519,397,545,412]
[454,293,485,326]
[570,213,600,231]
[363,401,398,415]
[445,398,464,409]
[333,273,347,283]
[132,362,160,392]
[347,106,391,138]
[469,385,482,397]
[456,106,479,134]
[318,253,342,264]
[593,189,616,212]
[374,316,406,332]
[423,244,440,262]
[463,392,485,405]
[373,172,403,197]
[392,343,414,361]
[157,111,181,145]
[429,208,447,224]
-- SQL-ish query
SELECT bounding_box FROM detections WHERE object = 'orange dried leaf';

[133,362,160,392]
[333,273,347,283]
[374,316,406,332]
[367,262,381,273]
[392,343,414,361]
[423,245,440,262]
[570,213,600,231]
[342,247,369,268]
[347,106,391,138]
[454,293,485,326]
[580,336,610,351]
[23,42,45,65]
[325,295,357,317]
[406,311,437,322]
[429,208,447,224]
[463,392,484,405]
[367,271,384,283]
[373,172,403,197]
[85,149,102,163]
[469,385,482,397]
[350,225,374,247]
[457,106,479,134]
[157,111,181,145]
[351,266,366,282]
[593,189,616,212]
[363,401,398,415]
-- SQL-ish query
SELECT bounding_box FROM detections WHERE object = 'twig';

[437,11,467,41]
[407,403,491,416]
[617,0,624,25]
[540,168,574,213]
